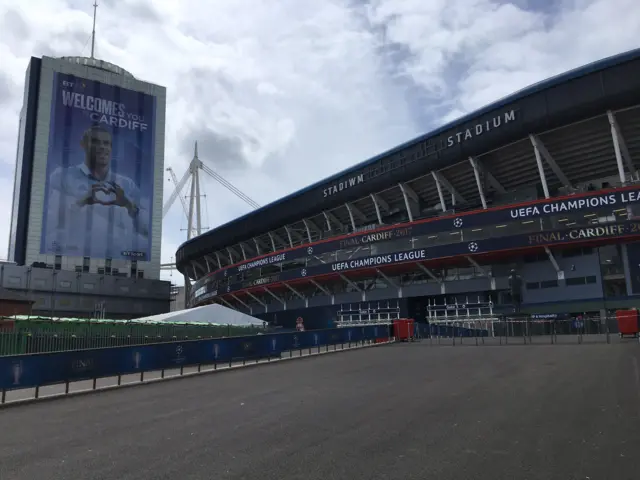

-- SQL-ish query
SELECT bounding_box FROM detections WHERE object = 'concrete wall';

[519,251,603,304]
[0,263,170,319]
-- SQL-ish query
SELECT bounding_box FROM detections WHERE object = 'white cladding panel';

[25,56,166,279]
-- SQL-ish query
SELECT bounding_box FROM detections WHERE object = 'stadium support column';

[370,193,388,225]
[531,135,550,198]
[375,269,401,298]
[608,110,635,185]
[263,287,286,309]
[246,291,267,311]
[310,279,335,305]
[398,183,419,222]
[302,219,313,243]
[344,203,357,231]
[283,282,307,308]
[530,134,572,196]
[230,294,251,313]
[268,232,277,251]
[283,226,294,247]
[432,172,466,206]
[214,252,222,269]
[431,172,447,211]
[469,157,487,209]
[415,263,445,295]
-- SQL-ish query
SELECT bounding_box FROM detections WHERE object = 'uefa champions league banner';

[40,72,157,261]
[207,220,640,296]
[0,326,388,392]
[198,186,640,284]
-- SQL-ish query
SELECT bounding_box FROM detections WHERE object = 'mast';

[90,1,98,59]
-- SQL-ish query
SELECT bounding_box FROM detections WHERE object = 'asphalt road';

[0,341,639,480]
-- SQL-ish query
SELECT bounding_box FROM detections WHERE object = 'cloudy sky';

[0,0,638,284]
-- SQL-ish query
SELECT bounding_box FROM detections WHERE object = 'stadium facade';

[6,56,170,318]
[176,48,640,330]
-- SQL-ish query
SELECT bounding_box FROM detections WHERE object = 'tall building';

[5,55,170,318]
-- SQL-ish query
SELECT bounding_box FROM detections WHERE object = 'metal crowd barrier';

[0,325,393,405]
[422,316,632,346]
[0,320,268,357]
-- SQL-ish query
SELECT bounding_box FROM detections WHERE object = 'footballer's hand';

[76,183,112,207]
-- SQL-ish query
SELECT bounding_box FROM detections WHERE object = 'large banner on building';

[40,73,156,261]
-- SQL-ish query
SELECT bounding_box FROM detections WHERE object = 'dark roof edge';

[180,47,640,249]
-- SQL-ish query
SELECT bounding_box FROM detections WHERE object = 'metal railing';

[421,316,634,346]
[0,318,268,357]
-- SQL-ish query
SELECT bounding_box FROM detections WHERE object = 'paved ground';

[0,341,639,480]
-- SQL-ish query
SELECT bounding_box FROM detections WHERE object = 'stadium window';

[540,280,558,289]
[566,277,586,286]
[137,270,144,279]
[82,256,90,273]
[54,255,62,270]
[97,267,105,275]
[586,275,597,284]
[74,266,82,273]
[526,282,540,290]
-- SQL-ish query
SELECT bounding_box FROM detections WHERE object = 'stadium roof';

[177,47,640,270]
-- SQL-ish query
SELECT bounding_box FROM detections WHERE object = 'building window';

[54,255,62,270]
[566,276,598,286]
[540,280,558,289]
[137,270,144,279]
[82,257,90,273]
[526,282,540,290]
[97,267,105,274]
[75,266,82,273]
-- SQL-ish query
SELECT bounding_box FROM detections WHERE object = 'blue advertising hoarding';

[0,326,392,392]
[40,72,156,261]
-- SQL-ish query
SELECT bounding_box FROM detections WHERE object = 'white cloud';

[0,0,638,285]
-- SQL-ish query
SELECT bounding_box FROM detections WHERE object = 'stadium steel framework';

[175,48,640,329]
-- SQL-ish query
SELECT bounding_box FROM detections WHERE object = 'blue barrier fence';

[0,325,391,394]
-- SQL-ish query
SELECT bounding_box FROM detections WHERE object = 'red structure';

[616,310,639,337]
[393,318,415,342]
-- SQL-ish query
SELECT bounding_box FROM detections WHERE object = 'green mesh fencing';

[0,316,265,356]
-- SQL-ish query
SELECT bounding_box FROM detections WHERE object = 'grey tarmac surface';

[1,341,639,480]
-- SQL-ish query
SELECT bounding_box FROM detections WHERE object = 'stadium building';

[6,55,170,318]
[177,48,640,330]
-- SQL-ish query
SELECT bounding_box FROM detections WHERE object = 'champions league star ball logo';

[301,269,307,277]
[307,246,314,255]
[468,242,479,253]
[453,218,463,228]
